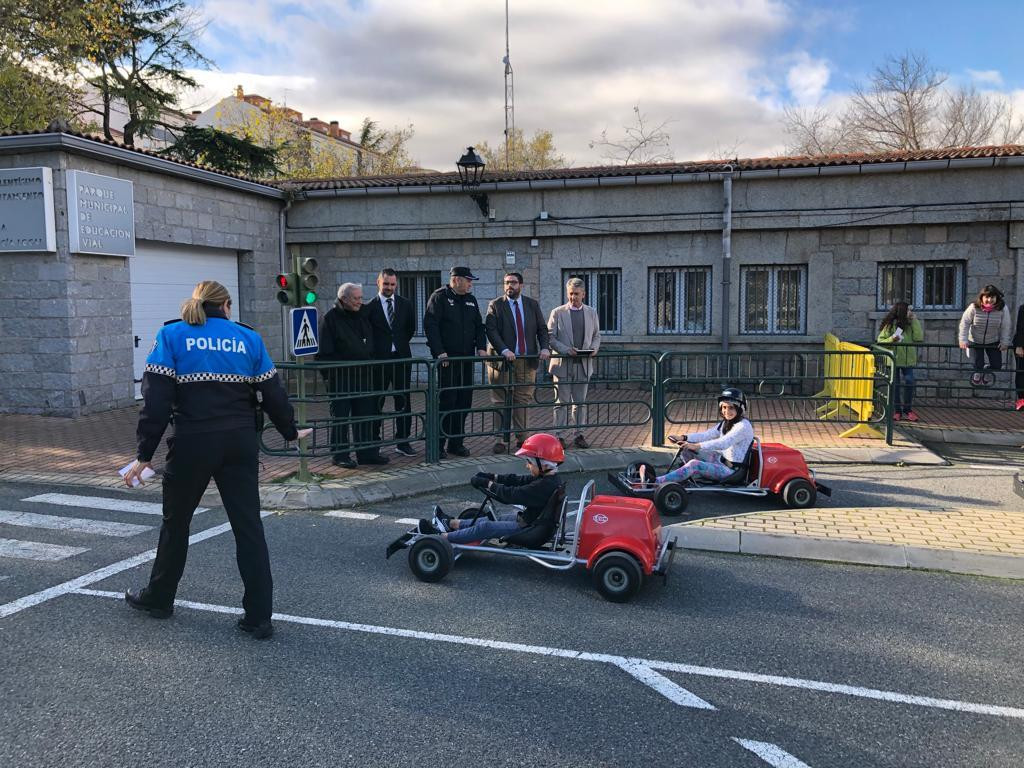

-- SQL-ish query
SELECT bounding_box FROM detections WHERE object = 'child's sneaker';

[904,410,919,422]
[1016,398,1024,411]
[417,519,438,535]
[892,412,901,421]
[431,505,451,531]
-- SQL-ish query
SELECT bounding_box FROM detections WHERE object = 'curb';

[897,425,1024,448]
[256,447,676,511]
[670,523,1024,580]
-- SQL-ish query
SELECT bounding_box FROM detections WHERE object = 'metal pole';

[291,245,311,482]
[720,166,733,355]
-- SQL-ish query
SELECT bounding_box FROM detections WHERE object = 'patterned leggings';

[657,458,734,485]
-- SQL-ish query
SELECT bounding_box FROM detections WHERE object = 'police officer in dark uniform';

[423,266,487,457]
[122,280,309,640]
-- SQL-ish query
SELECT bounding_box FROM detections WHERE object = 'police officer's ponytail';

[181,280,232,326]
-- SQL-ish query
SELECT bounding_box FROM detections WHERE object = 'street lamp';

[456,146,490,218]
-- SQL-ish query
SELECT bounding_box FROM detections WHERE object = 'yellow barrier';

[816,334,883,439]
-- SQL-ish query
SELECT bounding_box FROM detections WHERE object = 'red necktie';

[513,301,526,356]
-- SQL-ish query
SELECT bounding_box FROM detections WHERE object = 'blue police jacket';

[136,307,297,461]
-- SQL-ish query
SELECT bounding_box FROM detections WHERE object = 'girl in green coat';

[877,301,924,421]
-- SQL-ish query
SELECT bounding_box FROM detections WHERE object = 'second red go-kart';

[386,480,676,603]
[608,438,832,516]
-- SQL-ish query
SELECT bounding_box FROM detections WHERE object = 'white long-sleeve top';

[686,419,755,463]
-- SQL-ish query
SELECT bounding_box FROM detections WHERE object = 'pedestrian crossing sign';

[291,307,319,356]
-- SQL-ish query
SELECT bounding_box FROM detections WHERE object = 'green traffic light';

[304,291,317,305]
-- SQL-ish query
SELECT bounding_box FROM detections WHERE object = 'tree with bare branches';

[590,105,673,165]
[783,52,1024,156]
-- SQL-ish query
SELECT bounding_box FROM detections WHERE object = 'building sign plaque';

[0,167,57,252]
[66,170,135,257]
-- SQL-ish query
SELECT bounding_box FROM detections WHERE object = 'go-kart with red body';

[608,438,832,516]
[385,480,676,603]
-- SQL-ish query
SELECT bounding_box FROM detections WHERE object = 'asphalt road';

[1,464,1022,768]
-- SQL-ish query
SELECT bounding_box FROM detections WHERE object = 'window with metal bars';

[397,271,443,336]
[877,261,964,310]
[647,266,712,334]
[561,268,621,334]
[739,265,807,334]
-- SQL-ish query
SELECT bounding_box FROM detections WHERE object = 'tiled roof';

[0,128,272,184]
[279,144,1024,191]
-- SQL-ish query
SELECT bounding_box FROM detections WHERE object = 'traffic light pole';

[290,245,312,483]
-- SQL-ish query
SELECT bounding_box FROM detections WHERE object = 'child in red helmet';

[421,433,565,543]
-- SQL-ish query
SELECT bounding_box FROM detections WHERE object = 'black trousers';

[329,391,378,461]
[439,358,475,450]
[374,354,412,442]
[147,428,272,622]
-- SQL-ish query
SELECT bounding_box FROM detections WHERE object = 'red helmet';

[515,433,565,464]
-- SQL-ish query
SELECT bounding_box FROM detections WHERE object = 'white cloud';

[967,69,1003,87]
[785,52,830,106]
[184,0,815,168]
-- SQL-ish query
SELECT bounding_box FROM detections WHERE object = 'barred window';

[648,266,712,334]
[739,265,807,335]
[561,268,621,334]
[877,261,964,310]
[398,271,443,336]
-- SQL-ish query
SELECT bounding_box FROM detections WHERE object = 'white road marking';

[0,538,88,561]
[395,518,419,525]
[965,464,1022,472]
[22,493,208,517]
[324,510,379,520]
[612,659,716,710]
[645,658,1024,719]
[733,738,813,767]
[0,510,152,538]
[68,590,1024,720]
[0,513,267,620]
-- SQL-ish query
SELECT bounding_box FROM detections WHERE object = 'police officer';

[122,280,310,640]
[423,266,487,457]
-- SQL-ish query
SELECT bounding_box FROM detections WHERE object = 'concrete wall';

[0,148,282,416]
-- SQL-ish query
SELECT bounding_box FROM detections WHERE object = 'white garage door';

[131,241,240,398]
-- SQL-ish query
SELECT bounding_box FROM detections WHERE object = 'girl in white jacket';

[958,284,1012,385]
[657,388,755,485]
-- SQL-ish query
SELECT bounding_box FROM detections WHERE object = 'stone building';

[2,129,1023,416]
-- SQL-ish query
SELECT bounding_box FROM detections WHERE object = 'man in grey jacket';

[546,277,601,449]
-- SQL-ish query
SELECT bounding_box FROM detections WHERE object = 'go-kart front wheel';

[782,478,817,508]
[408,537,454,583]
[654,482,689,516]
[592,551,643,603]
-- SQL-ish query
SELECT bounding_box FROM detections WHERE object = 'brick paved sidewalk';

[0,389,928,490]
[672,506,1024,579]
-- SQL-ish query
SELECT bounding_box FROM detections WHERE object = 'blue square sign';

[291,307,319,356]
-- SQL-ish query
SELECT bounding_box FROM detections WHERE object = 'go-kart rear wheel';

[592,552,643,603]
[654,482,689,516]
[782,478,817,508]
[408,537,453,583]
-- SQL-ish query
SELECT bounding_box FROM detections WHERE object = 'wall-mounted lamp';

[456,146,490,218]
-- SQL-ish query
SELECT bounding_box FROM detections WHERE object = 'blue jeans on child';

[657,453,734,484]
[893,366,915,414]
[446,511,522,544]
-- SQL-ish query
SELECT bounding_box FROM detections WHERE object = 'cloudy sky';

[182,0,1024,171]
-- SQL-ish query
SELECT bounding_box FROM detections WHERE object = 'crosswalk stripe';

[0,538,88,561]
[732,739,813,767]
[22,493,207,517]
[0,510,152,538]
[395,518,419,525]
[324,510,379,520]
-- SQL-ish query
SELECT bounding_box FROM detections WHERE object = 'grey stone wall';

[287,165,1023,354]
[0,148,282,416]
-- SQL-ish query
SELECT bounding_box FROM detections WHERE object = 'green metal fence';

[259,346,894,470]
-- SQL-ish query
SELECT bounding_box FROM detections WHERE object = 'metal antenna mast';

[503,0,515,170]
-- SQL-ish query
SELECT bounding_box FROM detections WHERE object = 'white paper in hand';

[119,462,156,488]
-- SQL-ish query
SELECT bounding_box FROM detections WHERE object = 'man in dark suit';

[365,268,417,456]
[484,271,550,453]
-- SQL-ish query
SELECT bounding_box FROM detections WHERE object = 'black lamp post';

[456,146,490,217]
